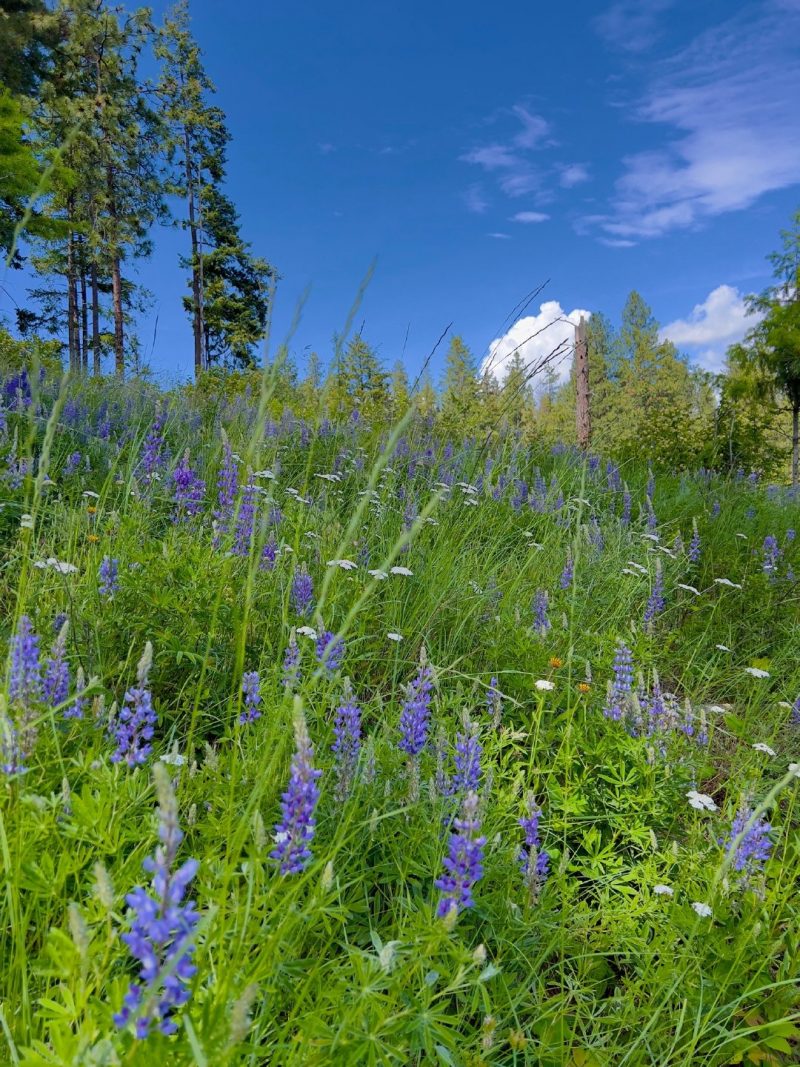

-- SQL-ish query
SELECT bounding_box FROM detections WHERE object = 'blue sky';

[6,0,800,384]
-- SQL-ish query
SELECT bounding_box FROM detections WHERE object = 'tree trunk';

[106,164,125,376]
[575,316,591,450]
[80,256,89,373]
[91,261,101,375]
[66,223,78,372]
[793,400,799,489]
[183,124,204,378]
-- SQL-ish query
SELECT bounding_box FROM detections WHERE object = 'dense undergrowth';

[1,367,799,1066]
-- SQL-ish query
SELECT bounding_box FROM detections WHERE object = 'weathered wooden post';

[575,315,591,451]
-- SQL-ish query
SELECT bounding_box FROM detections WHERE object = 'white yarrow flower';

[686,790,717,811]
[714,578,742,589]
[691,902,712,918]
[788,763,800,778]
[296,626,317,639]
[327,559,358,570]
[387,632,403,642]
[535,679,555,691]
[676,584,700,595]
[390,566,413,576]
[715,644,731,652]
[653,884,674,896]
[20,513,34,530]
[752,742,776,756]
[744,667,770,679]
[368,569,388,580]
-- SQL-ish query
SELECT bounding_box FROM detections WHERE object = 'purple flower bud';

[239,671,261,724]
[315,630,344,674]
[98,557,119,598]
[604,642,634,721]
[435,791,485,917]
[271,713,322,874]
[398,662,434,756]
[291,565,314,617]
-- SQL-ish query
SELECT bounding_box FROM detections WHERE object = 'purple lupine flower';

[588,515,605,553]
[239,671,261,724]
[786,528,796,543]
[0,716,25,775]
[283,630,301,689]
[52,612,68,636]
[762,535,781,577]
[398,660,434,756]
[64,451,82,477]
[9,614,41,708]
[213,440,239,543]
[291,565,314,617]
[260,538,277,571]
[140,408,167,484]
[606,461,621,493]
[688,522,701,563]
[604,641,634,721]
[111,644,156,767]
[643,564,665,627]
[519,793,550,901]
[646,469,655,500]
[792,695,800,727]
[646,502,658,531]
[43,619,70,710]
[487,677,502,728]
[711,500,721,519]
[315,630,344,674]
[722,807,772,878]
[450,718,481,796]
[621,488,632,528]
[66,667,87,720]
[98,557,119,598]
[113,764,199,1039]
[435,790,485,918]
[172,451,206,524]
[533,590,550,636]
[560,554,574,590]
[332,679,361,801]
[270,712,322,874]
[232,481,257,558]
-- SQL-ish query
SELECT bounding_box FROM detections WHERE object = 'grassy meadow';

[1,367,799,1066]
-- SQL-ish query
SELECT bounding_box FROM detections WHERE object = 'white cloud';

[464,184,488,214]
[481,301,591,384]
[487,232,511,239]
[594,0,675,52]
[560,163,590,187]
[660,284,761,371]
[511,105,550,149]
[590,4,800,240]
[460,105,549,200]
[511,211,549,223]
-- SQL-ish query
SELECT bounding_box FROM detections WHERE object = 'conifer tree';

[156,1,273,373]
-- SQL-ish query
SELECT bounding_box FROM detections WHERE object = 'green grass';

[0,369,799,1066]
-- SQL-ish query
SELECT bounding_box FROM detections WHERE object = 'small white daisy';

[744,667,770,679]
[752,742,776,756]
[387,632,403,642]
[390,566,413,576]
[159,752,186,766]
[691,902,712,917]
[653,884,674,897]
[686,790,717,811]
[535,679,555,691]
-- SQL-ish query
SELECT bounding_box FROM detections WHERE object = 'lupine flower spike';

[240,671,261,724]
[271,704,322,874]
[435,790,485,919]
[604,641,634,721]
[332,678,361,802]
[519,792,550,903]
[113,763,199,1039]
[111,642,157,767]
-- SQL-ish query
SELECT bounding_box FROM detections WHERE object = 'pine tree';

[440,335,479,431]
[156,1,273,373]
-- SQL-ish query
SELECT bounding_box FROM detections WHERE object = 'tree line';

[1,0,273,376]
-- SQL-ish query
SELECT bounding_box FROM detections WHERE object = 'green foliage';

[1,375,799,1064]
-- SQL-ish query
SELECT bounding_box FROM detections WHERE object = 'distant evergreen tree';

[156,1,273,373]
[440,335,480,430]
